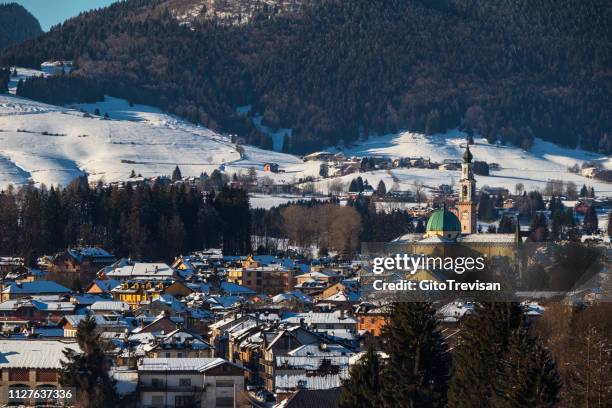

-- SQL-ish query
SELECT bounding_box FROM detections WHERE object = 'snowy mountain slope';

[320,129,612,196]
[0,75,609,198]
[0,94,314,189]
[340,129,611,171]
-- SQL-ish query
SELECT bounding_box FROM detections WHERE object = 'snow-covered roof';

[272,290,312,304]
[436,301,476,322]
[89,279,121,292]
[138,357,244,372]
[2,281,70,294]
[107,263,175,279]
[0,340,80,369]
[282,311,357,325]
[67,247,114,262]
[458,233,516,243]
[90,300,130,312]
[288,343,351,357]
[186,281,256,295]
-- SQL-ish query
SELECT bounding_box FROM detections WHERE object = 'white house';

[40,60,73,76]
[138,358,246,408]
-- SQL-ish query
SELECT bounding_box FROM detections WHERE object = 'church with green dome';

[425,207,462,240]
[392,145,518,259]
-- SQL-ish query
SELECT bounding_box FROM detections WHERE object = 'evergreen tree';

[498,215,516,233]
[448,303,524,408]
[478,193,494,221]
[319,163,329,178]
[495,326,560,407]
[583,205,599,235]
[381,302,450,408]
[608,215,612,237]
[349,177,365,193]
[376,180,387,196]
[529,213,548,242]
[579,184,588,197]
[415,219,425,233]
[339,345,384,408]
[171,165,182,182]
[449,303,559,408]
[60,316,117,408]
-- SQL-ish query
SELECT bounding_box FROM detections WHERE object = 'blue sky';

[2,0,119,31]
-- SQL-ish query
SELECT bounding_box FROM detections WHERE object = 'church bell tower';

[458,145,477,234]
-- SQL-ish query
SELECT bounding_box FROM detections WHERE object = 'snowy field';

[249,194,329,209]
[0,68,610,199]
[312,130,612,196]
[0,93,316,189]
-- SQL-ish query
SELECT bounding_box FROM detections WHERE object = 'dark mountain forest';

[1,0,611,154]
[0,3,42,49]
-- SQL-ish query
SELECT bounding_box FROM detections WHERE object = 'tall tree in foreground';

[448,303,560,408]
[496,326,560,407]
[381,302,451,408]
[448,303,524,408]
[339,344,384,408]
[60,316,117,408]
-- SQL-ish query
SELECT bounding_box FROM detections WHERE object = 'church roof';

[426,208,461,233]
[463,145,473,163]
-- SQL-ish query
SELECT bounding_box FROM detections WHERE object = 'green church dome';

[426,208,461,232]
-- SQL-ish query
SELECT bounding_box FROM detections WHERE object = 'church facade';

[391,145,517,259]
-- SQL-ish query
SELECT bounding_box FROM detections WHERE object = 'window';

[36,370,57,382]
[151,395,164,408]
[177,352,184,358]
[151,378,164,387]
[179,378,191,387]
[9,368,29,381]
[175,396,194,407]
[216,379,234,388]
[216,397,234,407]
[165,352,171,358]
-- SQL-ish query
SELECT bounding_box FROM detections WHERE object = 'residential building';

[1,281,70,302]
[138,358,246,408]
[0,339,80,405]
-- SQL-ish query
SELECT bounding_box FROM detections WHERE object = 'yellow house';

[111,281,164,308]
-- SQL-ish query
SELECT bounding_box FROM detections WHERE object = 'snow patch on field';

[249,194,328,209]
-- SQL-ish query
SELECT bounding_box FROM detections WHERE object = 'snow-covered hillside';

[0,73,610,198]
[314,130,612,196]
[0,94,317,189]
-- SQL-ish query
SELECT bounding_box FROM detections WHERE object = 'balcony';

[139,385,203,393]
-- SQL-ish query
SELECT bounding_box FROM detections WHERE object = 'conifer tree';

[448,303,559,408]
[583,205,599,234]
[60,316,117,408]
[381,302,450,408]
[448,303,524,408]
[171,165,182,182]
[339,345,384,408]
[495,326,560,408]
[376,180,387,196]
